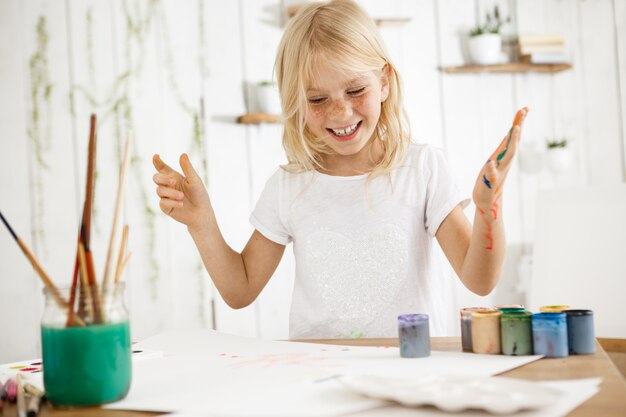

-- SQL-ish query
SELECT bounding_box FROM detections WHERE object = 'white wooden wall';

[1,0,624,363]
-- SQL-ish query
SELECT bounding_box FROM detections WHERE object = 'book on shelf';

[519,52,569,64]
[517,32,568,64]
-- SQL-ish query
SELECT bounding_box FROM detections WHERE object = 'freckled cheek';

[311,106,326,119]
[351,94,379,115]
[306,105,327,129]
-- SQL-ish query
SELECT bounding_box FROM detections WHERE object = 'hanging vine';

[27,16,53,255]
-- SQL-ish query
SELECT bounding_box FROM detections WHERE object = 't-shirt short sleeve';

[250,169,292,245]
[423,147,470,237]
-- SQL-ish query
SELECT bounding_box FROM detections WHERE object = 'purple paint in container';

[532,312,568,358]
[565,309,595,354]
[398,314,430,358]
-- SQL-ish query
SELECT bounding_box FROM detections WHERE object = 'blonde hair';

[275,0,411,178]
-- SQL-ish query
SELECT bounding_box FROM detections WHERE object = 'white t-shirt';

[250,143,469,339]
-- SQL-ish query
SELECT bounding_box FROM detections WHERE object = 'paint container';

[460,307,490,352]
[500,311,533,356]
[532,312,568,358]
[41,283,131,406]
[4,379,16,402]
[471,309,502,354]
[398,314,430,358]
[495,304,526,313]
[539,305,570,313]
[565,310,595,355]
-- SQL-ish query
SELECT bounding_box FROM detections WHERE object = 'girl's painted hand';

[473,107,528,212]
[152,153,212,231]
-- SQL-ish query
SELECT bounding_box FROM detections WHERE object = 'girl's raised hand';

[152,154,212,231]
[473,107,528,213]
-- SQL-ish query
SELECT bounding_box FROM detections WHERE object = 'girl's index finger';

[179,153,201,180]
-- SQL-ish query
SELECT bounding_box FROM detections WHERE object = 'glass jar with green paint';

[500,311,533,356]
[41,283,132,406]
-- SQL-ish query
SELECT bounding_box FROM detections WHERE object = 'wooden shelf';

[374,18,411,27]
[440,63,572,74]
[237,112,281,124]
[286,4,410,27]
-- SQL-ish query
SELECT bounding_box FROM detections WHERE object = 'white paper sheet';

[102,329,543,417]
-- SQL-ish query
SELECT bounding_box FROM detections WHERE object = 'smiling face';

[305,57,389,174]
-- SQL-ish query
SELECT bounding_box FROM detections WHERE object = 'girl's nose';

[329,98,353,120]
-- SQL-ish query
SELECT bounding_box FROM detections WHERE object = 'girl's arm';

[436,108,528,296]
[153,154,285,308]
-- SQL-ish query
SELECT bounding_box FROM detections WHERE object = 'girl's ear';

[380,64,390,102]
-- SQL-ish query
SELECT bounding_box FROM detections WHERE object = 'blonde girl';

[152,0,528,338]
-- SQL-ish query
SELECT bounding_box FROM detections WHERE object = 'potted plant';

[468,5,509,65]
[545,138,571,173]
[255,80,282,115]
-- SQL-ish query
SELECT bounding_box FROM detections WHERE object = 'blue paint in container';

[398,314,430,358]
[565,309,595,354]
[532,312,568,358]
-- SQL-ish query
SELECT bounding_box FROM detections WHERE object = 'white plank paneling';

[397,0,445,147]
[615,0,626,181]
[578,0,623,184]
[0,0,38,363]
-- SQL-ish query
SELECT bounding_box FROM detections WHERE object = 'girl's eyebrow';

[307,76,369,93]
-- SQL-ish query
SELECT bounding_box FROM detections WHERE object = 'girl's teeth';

[331,123,358,136]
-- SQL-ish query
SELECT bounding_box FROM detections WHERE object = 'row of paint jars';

[460,305,595,357]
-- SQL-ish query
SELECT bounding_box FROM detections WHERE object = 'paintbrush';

[113,225,129,284]
[67,115,97,325]
[15,374,25,417]
[68,114,104,324]
[65,256,80,326]
[117,252,131,283]
[101,134,132,299]
[0,211,85,326]
[78,239,94,322]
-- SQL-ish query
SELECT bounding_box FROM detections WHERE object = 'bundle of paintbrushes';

[0,114,132,327]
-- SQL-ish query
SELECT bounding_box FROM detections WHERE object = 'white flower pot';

[468,33,502,65]
[256,83,282,114]
[546,147,572,173]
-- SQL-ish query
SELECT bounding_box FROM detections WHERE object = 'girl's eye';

[347,87,366,96]
[308,97,327,105]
